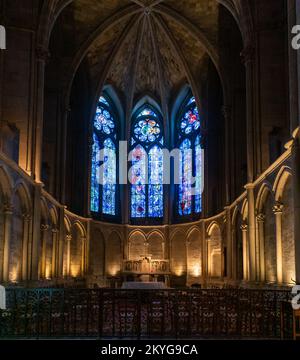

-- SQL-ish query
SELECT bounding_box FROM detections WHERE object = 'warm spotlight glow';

[70,266,80,278]
[45,266,51,280]
[174,268,184,276]
[108,266,119,276]
[9,267,18,283]
[192,264,201,277]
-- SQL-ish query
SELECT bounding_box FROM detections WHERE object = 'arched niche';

[39,198,52,279]
[186,228,202,278]
[263,190,276,283]
[129,231,146,261]
[207,223,222,278]
[0,167,13,281]
[89,228,105,276]
[147,231,164,259]
[233,210,243,280]
[63,216,71,277]
[281,176,295,284]
[9,183,30,282]
[170,230,187,287]
[106,231,122,276]
[70,222,85,278]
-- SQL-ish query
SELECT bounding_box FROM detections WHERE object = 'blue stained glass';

[195,135,202,213]
[187,96,196,106]
[94,106,115,135]
[148,146,163,217]
[99,96,109,106]
[102,138,116,215]
[137,108,158,118]
[91,134,100,212]
[178,139,192,215]
[180,106,200,135]
[131,145,147,218]
[134,118,161,143]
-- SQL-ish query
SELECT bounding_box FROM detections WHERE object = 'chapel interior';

[0,0,299,293]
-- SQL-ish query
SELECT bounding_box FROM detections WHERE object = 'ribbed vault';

[47,0,249,111]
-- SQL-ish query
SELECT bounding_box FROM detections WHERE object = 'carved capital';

[41,224,49,232]
[66,234,72,242]
[52,228,59,234]
[3,204,13,215]
[240,223,248,232]
[273,202,283,215]
[256,213,265,223]
[23,213,32,222]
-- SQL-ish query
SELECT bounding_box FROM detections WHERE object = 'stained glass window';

[131,105,164,219]
[90,134,100,212]
[90,95,117,216]
[102,138,116,215]
[131,145,147,218]
[148,145,163,217]
[179,139,192,215]
[177,96,203,216]
[137,108,158,118]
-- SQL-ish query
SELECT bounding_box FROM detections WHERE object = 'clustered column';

[273,202,283,284]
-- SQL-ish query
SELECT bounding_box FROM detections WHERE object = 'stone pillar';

[241,223,248,281]
[66,234,72,277]
[58,206,65,277]
[245,184,256,281]
[162,241,165,259]
[273,202,283,284]
[21,214,31,281]
[256,213,266,282]
[31,184,42,280]
[207,236,211,277]
[292,131,300,284]
[40,224,49,278]
[241,45,256,183]
[2,205,13,282]
[201,221,207,285]
[224,206,232,279]
[51,228,59,278]
[81,237,87,276]
[222,106,233,204]
[33,46,48,182]
[288,0,299,133]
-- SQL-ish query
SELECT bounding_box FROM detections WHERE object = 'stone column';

[40,224,49,278]
[222,106,233,204]
[201,221,207,285]
[162,241,165,259]
[31,184,42,280]
[51,228,59,278]
[2,205,13,282]
[66,234,72,277]
[292,131,300,284]
[245,184,256,281]
[256,213,266,282]
[241,223,248,281]
[273,202,283,284]
[21,214,31,281]
[33,46,48,182]
[207,236,211,277]
[81,237,87,276]
[224,206,232,279]
[241,45,256,183]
